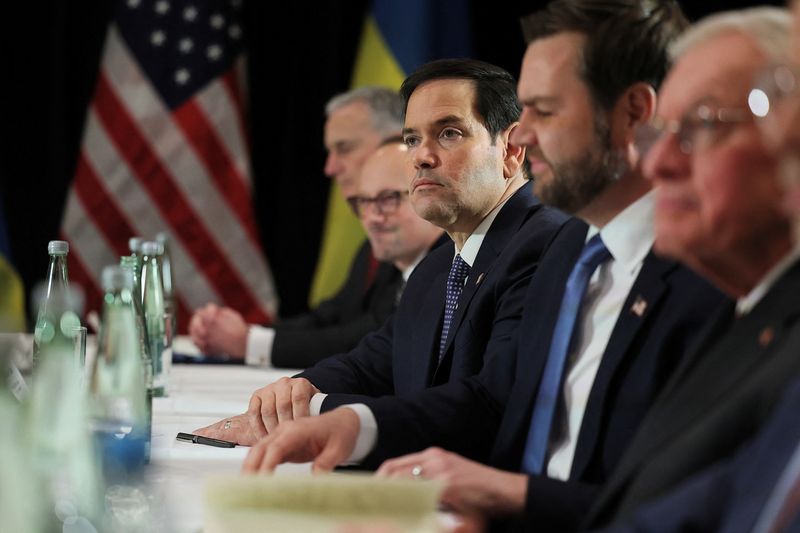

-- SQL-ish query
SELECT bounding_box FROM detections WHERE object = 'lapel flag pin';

[759,326,775,347]
[631,296,648,317]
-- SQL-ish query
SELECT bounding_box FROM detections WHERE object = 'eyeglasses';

[749,63,800,148]
[346,189,408,217]
[635,99,751,157]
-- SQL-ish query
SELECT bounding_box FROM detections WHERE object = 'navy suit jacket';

[600,373,800,533]
[299,182,570,409]
[586,259,800,530]
[358,218,726,531]
[271,241,402,369]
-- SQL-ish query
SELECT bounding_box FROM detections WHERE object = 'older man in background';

[582,6,800,530]
[189,87,411,369]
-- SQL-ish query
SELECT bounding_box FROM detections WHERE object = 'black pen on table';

[176,432,236,448]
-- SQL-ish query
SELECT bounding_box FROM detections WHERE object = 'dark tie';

[394,278,406,307]
[439,254,470,362]
[522,234,611,474]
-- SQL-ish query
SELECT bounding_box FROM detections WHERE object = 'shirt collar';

[586,190,656,273]
[455,195,511,267]
[402,248,430,282]
[737,244,800,316]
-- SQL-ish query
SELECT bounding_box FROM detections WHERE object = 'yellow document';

[205,472,444,533]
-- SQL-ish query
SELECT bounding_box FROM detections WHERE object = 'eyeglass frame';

[346,189,409,217]
[635,98,752,157]
[748,63,800,149]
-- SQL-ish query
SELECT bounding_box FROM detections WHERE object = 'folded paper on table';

[205,473,443,532]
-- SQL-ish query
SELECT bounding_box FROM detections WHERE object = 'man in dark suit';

[196,59,569,445]
[188,87,411,368]
[598,373,800,533]
[238,3,724,530]
[580,7,800,530]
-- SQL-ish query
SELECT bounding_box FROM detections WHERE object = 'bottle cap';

[128,237,143,254]
[48,240,69,255]
[102,265,133,291]
[141,241,163,256]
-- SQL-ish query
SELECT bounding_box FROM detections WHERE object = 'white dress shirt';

[736,244,800,317]
[545,191,655,480]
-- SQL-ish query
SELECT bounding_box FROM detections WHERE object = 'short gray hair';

[325,86,404,138]
[670,7,791,64]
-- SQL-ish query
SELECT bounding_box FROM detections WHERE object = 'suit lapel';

[570,252,674,478]
[490,220,589,467]
[435,183,539,377]
[411,266,448,389]
[605,261,800,501]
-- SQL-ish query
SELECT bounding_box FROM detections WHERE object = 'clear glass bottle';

[33,240,79,367]
[0,350,43,532]
[89,266,149,479]
[156,231,177,335]
[128,236,144,280]
[26,283,103,529]
[140,241,170,397]
[120,255,153,462]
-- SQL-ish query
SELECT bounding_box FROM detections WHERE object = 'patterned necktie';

[439,254,470,362]
[522,234,611,474]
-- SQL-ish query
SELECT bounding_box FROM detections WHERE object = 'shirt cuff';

[244,326,275,366]
[342,404,378,464]
[309,393,328,416]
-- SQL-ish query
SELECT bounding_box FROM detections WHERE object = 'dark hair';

[521,0,689,111]
[399,58,522,140]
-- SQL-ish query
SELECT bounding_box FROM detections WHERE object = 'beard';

[534,116,629,215]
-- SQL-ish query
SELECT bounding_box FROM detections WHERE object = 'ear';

[498,122,526,180]
[613,82,657,144]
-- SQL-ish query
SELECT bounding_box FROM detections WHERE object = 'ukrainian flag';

[0,191,26,332]
[309,0,471,306]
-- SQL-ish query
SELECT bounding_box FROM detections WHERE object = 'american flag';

[61,0,278,330]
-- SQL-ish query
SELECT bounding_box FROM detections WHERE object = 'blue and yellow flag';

[309,0,471,306]
[0,191,26,332]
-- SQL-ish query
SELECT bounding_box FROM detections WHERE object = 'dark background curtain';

[3,0,781,324]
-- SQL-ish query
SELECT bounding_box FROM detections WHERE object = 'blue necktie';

[522,234,611,474]
[439,254,470,361]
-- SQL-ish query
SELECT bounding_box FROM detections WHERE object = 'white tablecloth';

[149,363,311,532]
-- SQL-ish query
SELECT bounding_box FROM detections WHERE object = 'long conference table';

[149,360,310,532]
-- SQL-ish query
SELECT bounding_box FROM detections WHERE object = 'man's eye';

[440,128,462,140]
[404,136,420,148]
[534,108,553,118]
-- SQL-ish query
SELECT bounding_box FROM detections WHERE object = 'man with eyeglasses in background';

[194,59,569,447]
[580,6,800,531]
[345,140,446,309]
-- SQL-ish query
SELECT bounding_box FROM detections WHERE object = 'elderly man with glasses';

[578,6,800,531]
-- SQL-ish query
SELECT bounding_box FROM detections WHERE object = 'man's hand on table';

[242,408,360,473]
[194,377,321,445]
[377,447,527,517]
[188,303,248,359]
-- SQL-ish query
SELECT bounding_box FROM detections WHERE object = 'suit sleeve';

[269,243,399,369]
[296,313,397,398]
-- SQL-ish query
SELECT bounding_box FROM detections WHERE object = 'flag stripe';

[171,97,260,245]
[101,27,277,316]
[74,152,136,257]
[75,109,223,311]
[92,70,269,323]
[220,67,251,155]
[72,150,195,321]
